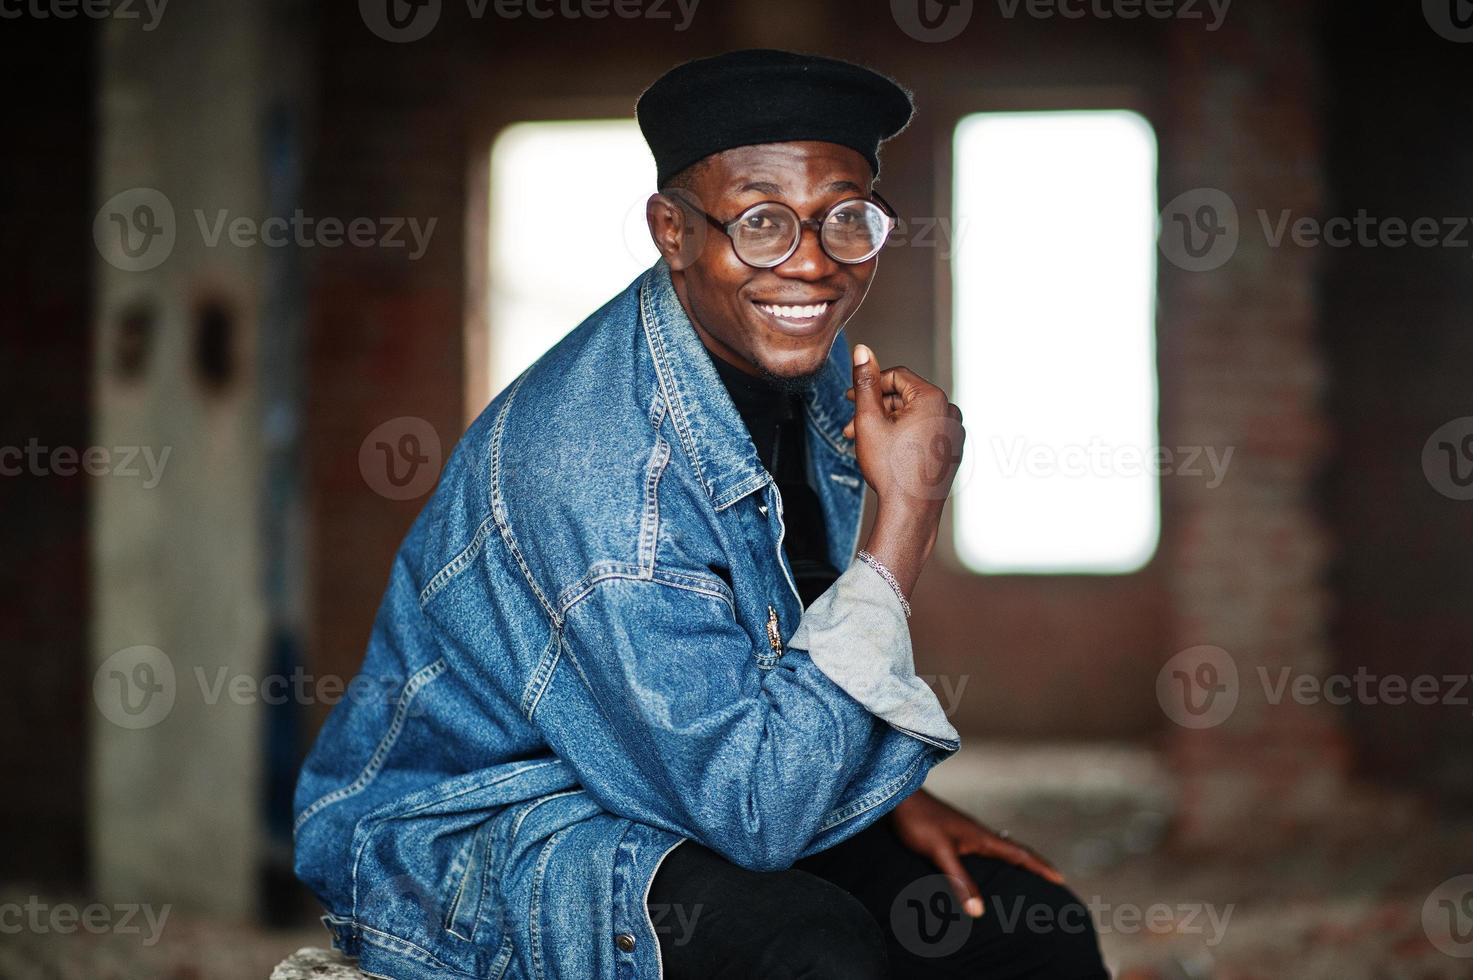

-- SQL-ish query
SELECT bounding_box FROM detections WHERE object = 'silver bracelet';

[856,549,912,618]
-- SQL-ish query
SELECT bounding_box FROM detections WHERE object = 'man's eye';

[744,215,772,230]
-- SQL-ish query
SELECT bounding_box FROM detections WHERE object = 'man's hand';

[845,343,965,599]
[890,789,1065,918]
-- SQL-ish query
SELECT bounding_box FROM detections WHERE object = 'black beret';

[636,48,915,188]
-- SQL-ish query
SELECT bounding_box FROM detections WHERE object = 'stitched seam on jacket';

[519,630,562,721]
[356,923,475,975]
[640,271,709,498]
[293,658,448,835]
[558,566,736,618]
[347,758,567,924]
[489,371,560,628]
[529,826,572,980]
[816,748,932,833]
[638,392,671,576]
[419,513,497,608]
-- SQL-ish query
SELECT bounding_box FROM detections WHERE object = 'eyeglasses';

[669,190,898,268]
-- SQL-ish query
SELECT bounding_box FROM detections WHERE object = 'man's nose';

[773,223,839,280]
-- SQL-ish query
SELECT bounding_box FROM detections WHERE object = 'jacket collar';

[639,258,859,512]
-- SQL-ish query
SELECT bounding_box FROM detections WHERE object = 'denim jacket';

[292,258,960,980]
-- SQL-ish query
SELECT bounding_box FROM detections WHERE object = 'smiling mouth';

[753,300,833,324]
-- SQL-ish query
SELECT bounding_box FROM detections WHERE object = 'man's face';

[651,141,881,387]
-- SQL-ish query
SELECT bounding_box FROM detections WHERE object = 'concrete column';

[90,0,302,919]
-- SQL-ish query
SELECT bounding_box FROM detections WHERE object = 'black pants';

[648,819,1109,980]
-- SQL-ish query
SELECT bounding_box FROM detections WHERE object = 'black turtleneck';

[706,352,840,608]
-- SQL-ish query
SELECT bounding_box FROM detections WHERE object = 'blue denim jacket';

[293,258,960,980]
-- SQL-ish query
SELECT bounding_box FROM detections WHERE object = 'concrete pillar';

[90,0,306,919]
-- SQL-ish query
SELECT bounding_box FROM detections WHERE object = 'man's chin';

[754,360,824,394]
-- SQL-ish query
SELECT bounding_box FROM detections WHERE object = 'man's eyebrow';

[736,180,783,195]
[732,178,868,196]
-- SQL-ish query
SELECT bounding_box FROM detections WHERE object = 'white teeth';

[759,302,830,320]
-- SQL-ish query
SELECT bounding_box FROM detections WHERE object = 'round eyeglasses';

[671,191,898,268]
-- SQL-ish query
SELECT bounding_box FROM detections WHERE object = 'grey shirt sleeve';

[786,557,960,750]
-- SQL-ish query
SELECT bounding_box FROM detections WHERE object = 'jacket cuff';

[787,557,960,749]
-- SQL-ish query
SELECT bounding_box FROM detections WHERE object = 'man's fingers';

[967,836,1066,886]
[932,847,984,918]
[850,344,886,422]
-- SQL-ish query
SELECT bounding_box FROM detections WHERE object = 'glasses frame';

[669,190,899,269]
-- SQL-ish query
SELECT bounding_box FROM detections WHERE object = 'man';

[294,48,1107,980]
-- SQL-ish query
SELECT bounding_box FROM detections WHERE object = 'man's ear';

[646,192,705,271]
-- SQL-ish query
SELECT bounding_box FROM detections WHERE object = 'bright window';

[489,120,658,394]
[951,111,1160,574]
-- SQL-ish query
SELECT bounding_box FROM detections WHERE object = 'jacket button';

[615,932,637,952]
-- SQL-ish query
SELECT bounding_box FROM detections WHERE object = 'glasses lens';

[730,203,799,267]
[822,200,891,263]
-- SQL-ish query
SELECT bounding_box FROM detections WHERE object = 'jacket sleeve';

[527,556,959,872]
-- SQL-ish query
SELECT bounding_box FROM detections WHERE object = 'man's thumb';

[852,343,883,418]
